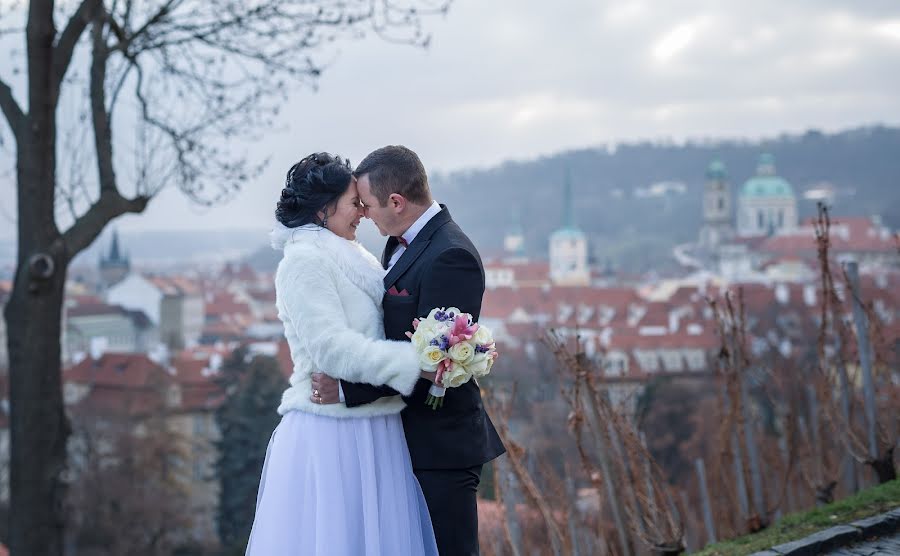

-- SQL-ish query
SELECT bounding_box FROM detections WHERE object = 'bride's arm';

[277,258,420,396]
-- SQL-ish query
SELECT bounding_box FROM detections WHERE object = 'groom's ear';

[388,193,406,212]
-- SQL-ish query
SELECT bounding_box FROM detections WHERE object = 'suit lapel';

[382,206,453,288]
[381,236,399,269]
[383,239,429,288]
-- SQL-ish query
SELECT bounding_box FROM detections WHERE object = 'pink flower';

[435,358,454,385]
[447,315,479,347]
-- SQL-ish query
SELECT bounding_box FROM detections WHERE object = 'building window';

[778,209,784,227]
[717,197,724,211]
[757,210,764,230]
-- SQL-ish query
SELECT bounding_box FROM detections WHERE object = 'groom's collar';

[400,200,442,246]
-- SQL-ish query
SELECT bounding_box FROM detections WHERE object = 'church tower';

[99,229,131,288]
[737,153,798,237]
[549,169,590,286]
[503,206,526,260]
[699,159,733,248]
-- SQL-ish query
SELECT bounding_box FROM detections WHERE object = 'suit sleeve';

[341,381,399,407]
[278,259,421,395]
[342,247,484,408]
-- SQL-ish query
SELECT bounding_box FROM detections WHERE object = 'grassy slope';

[694,479,900,555]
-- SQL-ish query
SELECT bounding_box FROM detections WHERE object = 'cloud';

[1,0,899,235]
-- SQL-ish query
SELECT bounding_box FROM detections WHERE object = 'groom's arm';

[341,247,483,407]
[340,381,399,407]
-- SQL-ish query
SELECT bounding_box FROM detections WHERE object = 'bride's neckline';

[271,222,386,304]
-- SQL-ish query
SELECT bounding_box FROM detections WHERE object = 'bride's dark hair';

[276,152,353,228]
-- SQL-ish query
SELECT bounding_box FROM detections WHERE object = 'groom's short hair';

[354,145,432,207]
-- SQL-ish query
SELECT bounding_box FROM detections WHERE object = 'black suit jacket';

[341,206,506,470]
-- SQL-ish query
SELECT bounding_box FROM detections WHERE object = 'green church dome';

[706,159,727,180]
[740,153,794,198]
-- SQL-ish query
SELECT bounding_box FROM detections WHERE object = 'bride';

[246,152,438,555]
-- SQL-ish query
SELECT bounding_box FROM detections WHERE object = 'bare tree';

[0,1,449,553]
[812,204,897,484]
[65,403,193,555]
[544,330,685,556]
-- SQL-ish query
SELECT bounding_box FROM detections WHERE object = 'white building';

[106,274,204,350]
[737,153,798,237]
[549,170,590,286]
[65,303,157,360]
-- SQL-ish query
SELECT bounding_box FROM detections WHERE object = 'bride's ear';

[317,205,331,228]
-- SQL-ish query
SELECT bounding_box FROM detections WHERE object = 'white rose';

[448,342,475,365]
[411,328,433,351]
[419,346,446,372]
[471,325,493,346]
[466,352,491,377]
[415,319,439,337]
[443,366,472,388]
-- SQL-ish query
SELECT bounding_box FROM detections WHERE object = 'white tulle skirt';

[245,410,438,556]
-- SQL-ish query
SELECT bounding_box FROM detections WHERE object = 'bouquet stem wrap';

[426,384,446,410]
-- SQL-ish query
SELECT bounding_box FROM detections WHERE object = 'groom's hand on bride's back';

[310,373,340,404]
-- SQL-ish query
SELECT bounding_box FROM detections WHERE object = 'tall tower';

[699,159,733,248]
[99,229,131,288]
[503,206,526,260]
[549,169,590,286]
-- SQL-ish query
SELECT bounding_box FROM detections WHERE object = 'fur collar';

[271,222,386,304]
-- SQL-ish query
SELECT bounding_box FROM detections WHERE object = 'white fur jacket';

[270,223,420,418]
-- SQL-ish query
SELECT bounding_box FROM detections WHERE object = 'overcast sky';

[1,0,899,238]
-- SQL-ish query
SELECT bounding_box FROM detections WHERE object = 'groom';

[311,145,505,555]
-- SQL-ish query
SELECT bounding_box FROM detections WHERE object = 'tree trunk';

[7,1,69,549]
[869,448,897,484]
[5,268,70,556]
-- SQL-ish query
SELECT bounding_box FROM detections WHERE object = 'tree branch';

[62,190,150,256]
[53,0,102,95]
[0,76,26,140]
[90,15,117,193]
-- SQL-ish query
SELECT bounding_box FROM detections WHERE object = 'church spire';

[562,168,577,230]
[109,229,122,262]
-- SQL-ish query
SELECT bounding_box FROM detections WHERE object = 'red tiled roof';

[66,353,227,414]
[73,387,167,416]
[170,356,215,385]
[66,353,168,388]
[482,285,639,322]
[204,290,253,320]
[202,321,248,341]
[180,384,225,412]
[761,217,896,255]
[222,262,258,282]
[147,275,201,296]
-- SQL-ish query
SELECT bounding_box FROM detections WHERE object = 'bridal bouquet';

[409,307,498,410]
